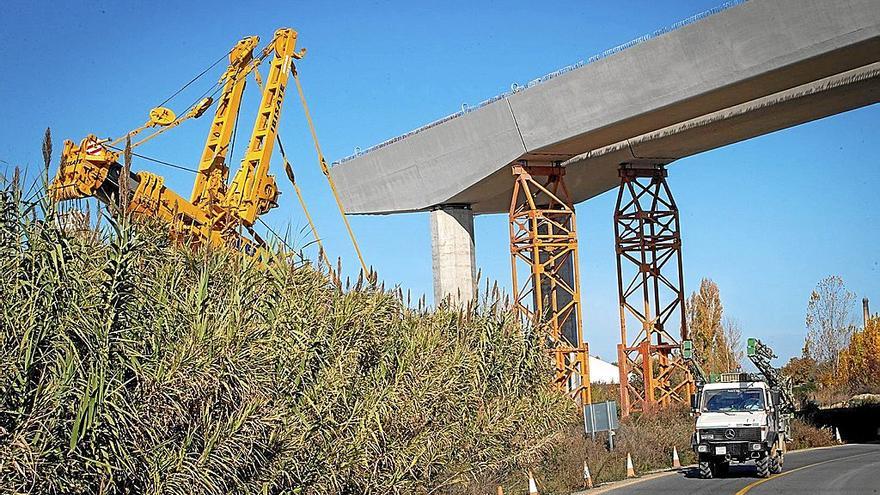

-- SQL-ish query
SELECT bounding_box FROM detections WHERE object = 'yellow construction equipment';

[49,28,310,260]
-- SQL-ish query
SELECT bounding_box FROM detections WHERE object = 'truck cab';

[691,374,787,478]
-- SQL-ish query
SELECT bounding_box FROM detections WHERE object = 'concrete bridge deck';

[330,0,880,215]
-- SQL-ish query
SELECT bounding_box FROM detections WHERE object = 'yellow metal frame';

[509,162,591,407]
[224,29,305,226]
[190,35,260,208]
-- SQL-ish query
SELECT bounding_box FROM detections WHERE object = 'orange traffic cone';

[626,453,636,478]
[583,461,594,489]
[528,469,539,494]
[672,446,681,469]
[496,486,504,495]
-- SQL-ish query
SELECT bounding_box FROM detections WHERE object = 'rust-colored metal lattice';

[509,162,591,407]
[614,162,693,416]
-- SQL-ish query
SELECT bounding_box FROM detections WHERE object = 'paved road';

[601,444,880,494]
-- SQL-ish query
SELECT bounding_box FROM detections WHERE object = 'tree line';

[685,273,878,405]
[783,275,879,405]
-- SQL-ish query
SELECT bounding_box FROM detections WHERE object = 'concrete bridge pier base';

[430,204,476,305]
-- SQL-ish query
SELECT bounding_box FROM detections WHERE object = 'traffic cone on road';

[583,461,594,489]
[834,427,842,443]
[626,453,636,478]
[527,469,539,494]
[672,446,681,469]
[496,486,504,495]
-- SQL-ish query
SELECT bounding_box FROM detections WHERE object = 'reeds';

[0,178,572,494]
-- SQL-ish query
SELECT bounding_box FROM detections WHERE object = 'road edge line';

[733,449,876,495]
[570,443,851,495]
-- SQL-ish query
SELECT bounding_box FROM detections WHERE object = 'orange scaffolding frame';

[614,162,693,416]
[509,162,590,407]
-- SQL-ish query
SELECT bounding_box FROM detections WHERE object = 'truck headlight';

[751,443,762,451]
[697,445,708,452]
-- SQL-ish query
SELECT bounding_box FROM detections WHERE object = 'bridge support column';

[509,162,591,407]
[614,162,694,417]
[430,204,476,305]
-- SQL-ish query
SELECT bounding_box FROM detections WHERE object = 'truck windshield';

[702,388,765,412]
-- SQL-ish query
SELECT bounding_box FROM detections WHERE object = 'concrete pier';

[430,205,476,304]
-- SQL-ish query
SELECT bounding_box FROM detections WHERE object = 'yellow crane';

[49,28,361,267]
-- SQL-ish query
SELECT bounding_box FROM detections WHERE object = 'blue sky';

[0,1,877,363]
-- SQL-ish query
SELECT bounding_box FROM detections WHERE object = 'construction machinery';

[49,28,339,263]
[686,338,795,479]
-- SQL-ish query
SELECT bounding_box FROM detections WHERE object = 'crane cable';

[291,67,370,278]
[156,49,230,108]
[252,69,332,268]
[104,144,198,174]
[278,141,332,268]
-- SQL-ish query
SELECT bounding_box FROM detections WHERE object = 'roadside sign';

[583,400,618,438]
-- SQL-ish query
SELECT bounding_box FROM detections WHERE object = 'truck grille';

[700,427,761,441]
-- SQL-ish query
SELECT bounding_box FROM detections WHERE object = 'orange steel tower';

[509,162,591,406]
[614,162,693,416]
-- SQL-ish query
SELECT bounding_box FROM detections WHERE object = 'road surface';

[599,444,879,494]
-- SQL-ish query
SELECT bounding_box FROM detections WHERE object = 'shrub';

[500,406,695,494]
[788,418,835,450]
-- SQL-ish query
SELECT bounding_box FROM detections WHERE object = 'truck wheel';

[770,453,783,474]
[756,455,771,478]
[698,460,714,479]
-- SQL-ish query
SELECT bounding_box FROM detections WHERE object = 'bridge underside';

[330,0,880,215]
[454,63,880,213]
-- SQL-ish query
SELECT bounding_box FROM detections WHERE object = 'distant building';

[589,356,619,384]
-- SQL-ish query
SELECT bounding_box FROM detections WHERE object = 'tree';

[837,316,880,394]
[782,339,820,405]
[723,317,744,372]
[804,276,856,369]
[686,278,738,373]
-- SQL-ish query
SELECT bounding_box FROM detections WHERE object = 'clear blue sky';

[1,1,877,363]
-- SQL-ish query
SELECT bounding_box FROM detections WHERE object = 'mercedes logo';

[724,429,736,439]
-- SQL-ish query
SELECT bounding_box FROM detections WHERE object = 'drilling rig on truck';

[49,27,366,271]
[685,338,795,479]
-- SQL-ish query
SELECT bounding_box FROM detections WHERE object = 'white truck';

[685,338,794,479]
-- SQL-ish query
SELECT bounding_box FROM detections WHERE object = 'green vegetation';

[0,179,572,494]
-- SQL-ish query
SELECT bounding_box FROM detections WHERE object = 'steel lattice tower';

[614,162,693,416]
[509,162,591,407]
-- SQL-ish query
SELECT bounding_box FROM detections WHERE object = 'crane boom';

[48,28,307,261]
[223,28,304,227]
[747,338,796,414]
[190,35,259,208]
[682,340,708,388]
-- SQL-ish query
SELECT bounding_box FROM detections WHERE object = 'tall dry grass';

[0,176,573,494]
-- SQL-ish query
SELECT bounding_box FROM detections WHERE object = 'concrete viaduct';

[330,0,880,304]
